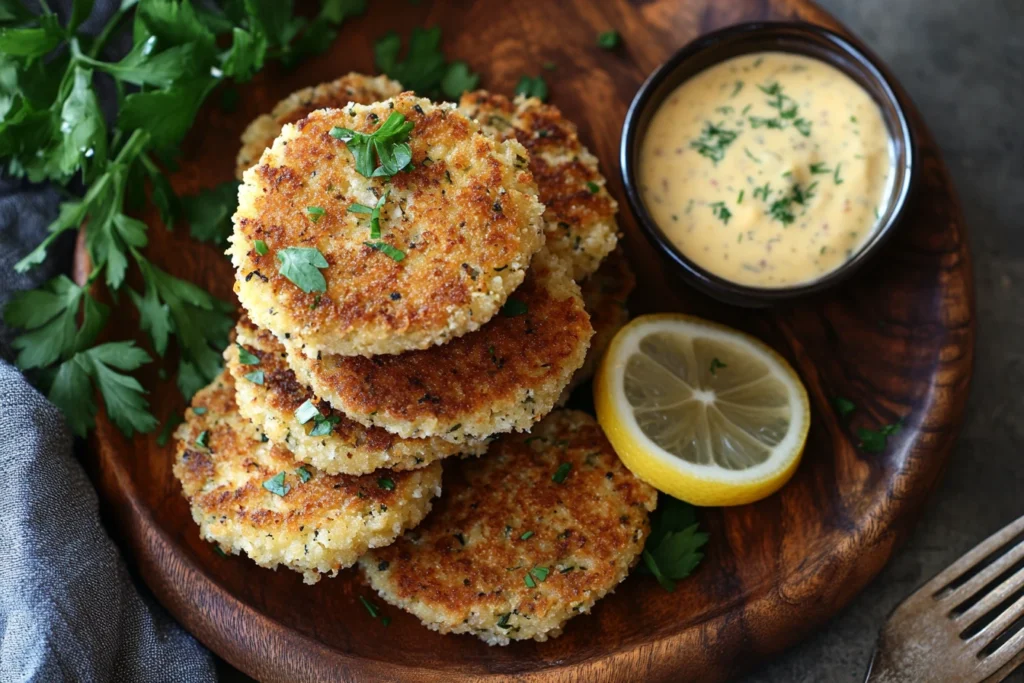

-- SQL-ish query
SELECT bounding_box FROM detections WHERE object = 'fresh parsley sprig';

[374,26,478,100]
[2,0,365,437]
[640,496,709,592]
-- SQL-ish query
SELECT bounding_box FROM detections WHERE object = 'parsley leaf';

[363,241,405,262]
[243,370,264,385]
[183,181,241,246]
[236,343,260,366]
[295,466,312,483]
[514,74,548,102]
[375,27,479,100]
[277,247,329,293]
[709,358,727,375]
[858,419,904,453]
[330,112,413,178]
[552,462,572,484]
[596,30,621,49]
[378,477,395,491]
[262,471,290,497]
[640,496,708,592]
[295,400,322,425]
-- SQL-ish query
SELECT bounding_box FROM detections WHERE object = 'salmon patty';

[230,93,546,357]
[360,410,658,645]
[284,252,593,442]
[226,314,487,475]
[459,91,619,281]
[172,372,441,584]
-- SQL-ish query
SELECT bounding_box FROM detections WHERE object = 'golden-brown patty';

[235,73,403,179]
[459,91,619,281]
[172,372,441,584]
[226,315,488,475]
[230,92,546,357]
[285,252,593,441]
[561,247,636,402]
[360,410,658,645]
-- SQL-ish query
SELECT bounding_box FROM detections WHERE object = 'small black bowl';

[620,22,917,307]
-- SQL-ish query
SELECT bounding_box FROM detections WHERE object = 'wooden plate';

[80,0,974,681]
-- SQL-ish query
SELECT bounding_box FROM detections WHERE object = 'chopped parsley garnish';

[363,241,406,262]
[858,419,904,453]
[306,206,326,223]
[359,595,380,619]
[744,147,761,164]
[709,201,732,225]
[308,414,340,437]
[832,397,856,418]
[531,566,550,582]
[378,477,396,491]
[747,81,812,136]
[501,298,529,317]
[552,462,572,484]
[262,471,290,497]
[295,400,322,425]
[194,430,210,450]
[596,30,621,49]
[793,118,812,137]
[709,358,727,375]
[212,545,228,558]
[690,122,738,164]
[496,613,512,629]
[350,191,389,239]
[753,183,772,201]
[833,162,844,185]
[295,466,312,483]
[243,369,264,385]
[641,496,708,592]
[515,74,549,102]
[253,240,269,256]
[586,181,600,194]
[277,247,328,293]
[765,183,816,226]
[348,203,373,214]
[809,162,832,175]
[192,407,207,415]
[330,111,414,178]
[236,343,260,365]
[730,80,744,97]
[737,190,744,204]
[519,530,534,541]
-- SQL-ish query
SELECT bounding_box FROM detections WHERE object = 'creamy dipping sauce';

[639,51,894,288]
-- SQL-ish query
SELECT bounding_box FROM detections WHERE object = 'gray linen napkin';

[0,2,217,680]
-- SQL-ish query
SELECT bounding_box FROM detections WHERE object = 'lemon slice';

[594,313,809,506]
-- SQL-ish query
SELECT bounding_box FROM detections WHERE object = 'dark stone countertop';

[744,0,1024,680]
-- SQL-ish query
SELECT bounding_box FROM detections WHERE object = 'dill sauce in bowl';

[620,23,916,306]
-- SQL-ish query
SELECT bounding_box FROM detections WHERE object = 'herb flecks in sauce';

[638,51,894,287]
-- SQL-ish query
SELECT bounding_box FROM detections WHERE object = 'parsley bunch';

[374,26,478,101]
[2,0,366,437]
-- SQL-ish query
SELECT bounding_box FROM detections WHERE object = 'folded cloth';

[0,142,215,683]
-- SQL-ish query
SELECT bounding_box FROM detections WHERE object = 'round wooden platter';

[78,0,975,681]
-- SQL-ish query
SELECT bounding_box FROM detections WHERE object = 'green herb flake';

[194,430,210,450]
[192,407,207,415]
[531,566,550,582]
[524,572,536,588]
[586,181,600,194]
[378,477,396,491]
[596,30,621,49]
[253,239,269,256]
[858,419,904,453]
[731,80,744,97]
[552,462,572,484]
[213,545,228,558]
[243,369,264,385]
[262,471,290,497]
[306,206,326,222]
[277,247,329,293]
[348,203,373,214]
[359,596,380,619]
[501,298,528,317]
[709,358,727,375]
[237,343,260,365]
[496,613,512,629]
[833,162,844,185]
[709,201,732,225]
[295,400,321,425]
[295,466,312,483]
[809,162,832,175]
[363,240,406,262]
[515,74,549,102]
[520,530,534,541]
[737,190,744,204]
[832,397,856,418]
[691,122,738,165]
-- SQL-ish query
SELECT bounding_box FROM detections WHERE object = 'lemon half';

[595,314,810,506]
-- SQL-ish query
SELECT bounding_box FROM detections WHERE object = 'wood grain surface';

[77,0,975,681]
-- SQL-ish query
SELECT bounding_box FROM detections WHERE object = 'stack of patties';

[172,74,656,643]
